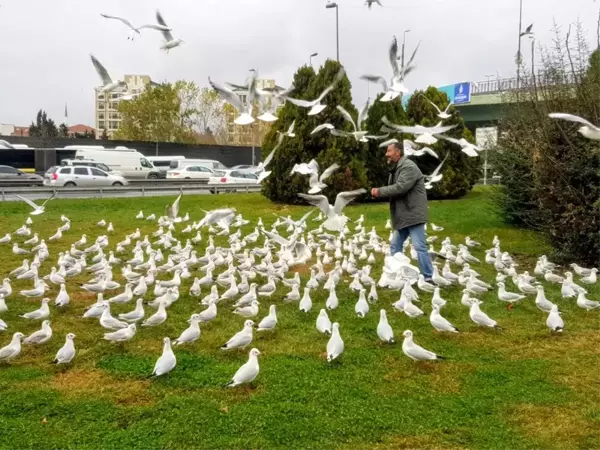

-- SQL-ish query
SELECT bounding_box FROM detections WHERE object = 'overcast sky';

[0,0,598,127]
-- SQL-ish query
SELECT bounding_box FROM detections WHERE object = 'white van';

[169,159,227,171]
[147,156,185,174]
[73,148,161,179]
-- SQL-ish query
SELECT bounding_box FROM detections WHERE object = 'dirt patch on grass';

[381,356,474,394]
[509,403,597,449]
[289,264,312,275]
[24,368,154,406]
[341,433,468,450]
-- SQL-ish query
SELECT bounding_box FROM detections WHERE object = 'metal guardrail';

[0,183,262,200]
[0,178,211,188]
[471,72,581,96]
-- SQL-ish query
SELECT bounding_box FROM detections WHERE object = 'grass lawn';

[0,187,598,450]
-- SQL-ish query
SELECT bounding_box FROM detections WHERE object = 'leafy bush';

[492,24,600,265]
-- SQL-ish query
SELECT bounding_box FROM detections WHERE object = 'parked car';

[208,170,259,193]
[0,165,43,185]
[73,148,161,179]
[44,166,129,187]
[169,159,228,171]
[166,165,218,181]
[147,156,185,175]
[230,165,258,171]
[60,159,125,178]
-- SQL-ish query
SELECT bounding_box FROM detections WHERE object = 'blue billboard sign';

[453,82,471,104]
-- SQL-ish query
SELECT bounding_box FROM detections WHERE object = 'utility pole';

[401,29,411,69]
[516,0,523,90]
[325,3,339,62]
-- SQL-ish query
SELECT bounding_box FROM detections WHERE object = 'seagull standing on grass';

[401,330,445,361]
[224,348,260,387]
[151,337,176,377]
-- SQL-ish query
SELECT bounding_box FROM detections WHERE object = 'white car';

[166,165,217,180]
[208,170,259,188]
[44,166,129,187]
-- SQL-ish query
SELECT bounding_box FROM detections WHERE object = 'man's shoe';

[424,278,437,285]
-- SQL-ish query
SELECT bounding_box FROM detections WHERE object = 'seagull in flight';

[335,102,370,142]
[381,116,456,145]
[90,55,126,93]
[209,76,256,125]
[437,135,481,157]
[156,10,184,52]
[307,162,339,194]
[256,85,294,122]
[520,23,534,37]
[424,152,449,189]
[298,189,366,232]
[403,140,439,159]
[361,36,419,102]
[13,192,57,216]
[365,0,383,8]
[283,68,345,116]
[421,95,453,120]
[100,13,171,40]
[548,113,600,141]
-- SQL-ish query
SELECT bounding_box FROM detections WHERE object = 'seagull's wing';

[311,123,335,135]
[155,10,174,41]
[209,78,245,111]
[336,105,357,131]
[261,229,291,247]
[100,13,136,31]
[360,75,388,91]
[287,120,296,135]
[41,191,58,208]
[404,41,421,70]
[319,163,340,183]
[428,152,449,179]
[333,189,367,215]
[171,193,182,218]
[296,210,314,225]
[284,97,315,108]
[436,134,462,146]
[408,343,438,360]
[14,194,40,211]
[315,67,346,102]
[90,54,113,85]
[262,134,284,169]
[307,159,320,174]
[357,100,370,129]
[232,359,256,384]
[308,172,319,188]
[298,194,331,216]
[136,23,171,32]
[549,113,597,129]
[389,36,400,76]
[421,95,442,114]
[330,129,352,137]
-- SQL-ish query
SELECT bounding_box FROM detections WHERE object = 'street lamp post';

[516,0,523,89]
[309,52,318,67]
[401,29,411,69]
[325,2,339,62]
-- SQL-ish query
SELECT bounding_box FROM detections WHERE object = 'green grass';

[0,187,598,450]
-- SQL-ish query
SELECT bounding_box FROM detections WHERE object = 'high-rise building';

[225,78,280,146]
[94,74,152,138]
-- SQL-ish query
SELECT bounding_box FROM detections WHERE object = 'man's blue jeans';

[390,223,434,279]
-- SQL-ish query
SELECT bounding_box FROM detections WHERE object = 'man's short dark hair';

[389,141,403,152]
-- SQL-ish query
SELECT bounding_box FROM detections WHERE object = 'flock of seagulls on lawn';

[0,191,598,385]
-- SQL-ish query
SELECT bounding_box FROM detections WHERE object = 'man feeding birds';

[371,141,434,282]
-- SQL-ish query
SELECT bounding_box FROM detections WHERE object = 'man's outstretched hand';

[371,188,380,198]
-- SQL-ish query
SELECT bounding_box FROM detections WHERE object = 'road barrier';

[0,182,262,201]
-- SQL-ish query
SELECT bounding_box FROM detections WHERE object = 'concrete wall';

[0,136,261,171]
